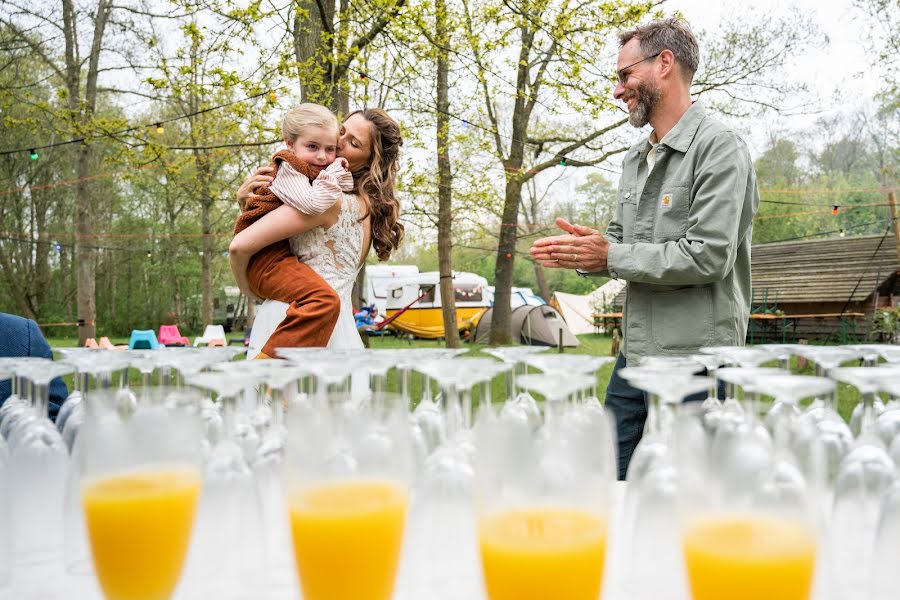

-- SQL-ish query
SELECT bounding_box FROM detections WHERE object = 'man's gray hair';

[619,18,700,82]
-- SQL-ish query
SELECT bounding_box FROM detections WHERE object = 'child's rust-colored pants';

[247,240,340,357]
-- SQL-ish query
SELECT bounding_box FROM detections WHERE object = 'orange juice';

[479,508,607,600]
[683,515,817,600]
[82,467,200,600]
[289,479,408,600]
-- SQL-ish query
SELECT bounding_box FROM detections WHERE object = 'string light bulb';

[155,123,164,135]
[832,205,839,215]
[146,250,152,258]
[559,157,568,166]
[29,149,38,160]
[359,72,368,82]
[839,228,845,238]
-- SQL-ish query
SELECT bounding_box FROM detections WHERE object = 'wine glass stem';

[646,393,662,434]
[141,371,153,404]
[545,397,564,429]
[462,389,472,430]
[159,367,172,387]
[423,375,432,403]
[861,392,878,436]
[273,387,286,427]
[445,385,463,435]
[35,382,49,418]
[221,395,237,441]
[772,400,792,453]
[399,367,409,402]
[744,390,758,420]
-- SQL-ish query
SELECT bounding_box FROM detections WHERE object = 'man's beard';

[626,80,662,128]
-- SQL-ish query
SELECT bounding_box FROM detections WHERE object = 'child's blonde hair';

[282,103,339,143]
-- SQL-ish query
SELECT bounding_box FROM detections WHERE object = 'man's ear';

[658,49,677,80]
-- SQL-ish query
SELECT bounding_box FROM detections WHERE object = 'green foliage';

[752,109,899,245]
[872,306,900,343]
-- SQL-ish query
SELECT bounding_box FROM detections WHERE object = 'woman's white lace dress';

[247,192,365,355]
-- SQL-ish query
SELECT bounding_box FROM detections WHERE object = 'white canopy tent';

[551,279,625,335]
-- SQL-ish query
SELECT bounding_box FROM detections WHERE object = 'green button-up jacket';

[598,102,760,361]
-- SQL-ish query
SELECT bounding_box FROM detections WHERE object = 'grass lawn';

[45,333,863,421]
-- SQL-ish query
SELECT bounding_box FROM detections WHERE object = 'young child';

[231,103,353,358]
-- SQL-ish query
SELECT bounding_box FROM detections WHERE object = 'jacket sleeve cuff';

[576,268,610,278]
[606,243,633,280]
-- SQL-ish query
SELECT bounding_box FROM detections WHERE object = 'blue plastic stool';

[128,329,159,350]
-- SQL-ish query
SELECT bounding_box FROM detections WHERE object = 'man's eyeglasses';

[615,52,661,86]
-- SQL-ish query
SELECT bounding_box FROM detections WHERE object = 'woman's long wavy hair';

[349,109,404,261]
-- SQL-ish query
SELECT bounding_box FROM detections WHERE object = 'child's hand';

[334,157,349,171]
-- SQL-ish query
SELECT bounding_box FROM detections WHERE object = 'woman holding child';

[231,106,403,355]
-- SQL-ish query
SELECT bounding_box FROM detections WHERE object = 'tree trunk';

[533,261,550,302]
[294,0,336,105]
[197,151,214,327]
[488,24,533,345]
[33,196,50,315]
[334,0,350,116]
[489,176,523,345]
[63,0,112,344]
[435,0,459,348]
[74,143,96,344]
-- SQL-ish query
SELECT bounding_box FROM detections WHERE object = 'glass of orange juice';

[675,379,826,600]
[285,392,412,600]
[80,391,204,600]
[476,373,617,600]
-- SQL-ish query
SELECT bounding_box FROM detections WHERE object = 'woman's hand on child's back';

[237,165,275,210]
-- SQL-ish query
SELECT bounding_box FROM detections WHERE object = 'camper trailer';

[384,271,490,339]
[484,286,546,308]
[364,264,420,319]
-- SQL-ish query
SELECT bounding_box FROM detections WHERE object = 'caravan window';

[419,285,436,303]
[454,284,483,302]
[391,287,403,299]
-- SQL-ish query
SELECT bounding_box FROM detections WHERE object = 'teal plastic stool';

[128,329,159,350]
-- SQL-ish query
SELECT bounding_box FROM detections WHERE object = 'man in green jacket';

[530,18,759,479]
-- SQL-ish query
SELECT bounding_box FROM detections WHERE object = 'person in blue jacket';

[0,313,69,420]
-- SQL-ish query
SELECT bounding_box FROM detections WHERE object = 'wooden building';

[609,234,900,343]
[748,234,899,342]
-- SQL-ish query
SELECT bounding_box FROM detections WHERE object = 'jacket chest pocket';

[619,188,638,244]
[652,184,690,242]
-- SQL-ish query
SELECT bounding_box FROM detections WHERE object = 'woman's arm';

[236,165,275,210]
[229,203,339,298]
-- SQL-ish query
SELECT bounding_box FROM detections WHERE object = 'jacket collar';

[640,100,706,155]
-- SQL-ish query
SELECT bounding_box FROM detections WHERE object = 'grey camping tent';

[472,304,579,347]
